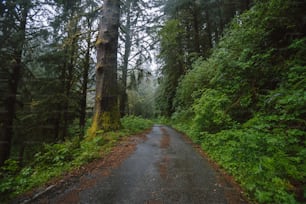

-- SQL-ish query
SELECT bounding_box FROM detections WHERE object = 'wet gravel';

[28,125,248,204]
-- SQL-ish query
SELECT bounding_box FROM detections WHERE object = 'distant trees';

[79,1,98,134]
[119,0,159,117]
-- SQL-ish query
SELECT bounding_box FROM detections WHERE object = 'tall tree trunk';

[204,8,213,49]
[217,0,224,39]
[0,62,21,166]
[63,18,79,139]
[193,1,200,53]
[239,0,251,12]
[0,2,28,166]
[79,19,92,136]
[59,60,67,141]
[54,112,60,140]
[120,0,132,117]
[223,0,236,24]
[90,0,121,133]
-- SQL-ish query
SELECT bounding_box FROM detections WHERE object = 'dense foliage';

[0,116,153,202]
[0,0,100,167]
[167,0,305,203]
[156,0,251,116]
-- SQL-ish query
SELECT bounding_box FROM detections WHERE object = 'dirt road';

[22,125,247,204]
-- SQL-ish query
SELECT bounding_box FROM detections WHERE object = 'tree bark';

[204,8,213,49]
[0,63,21,166]
[90,0,121,133]
[217,0,224,39]
[193,1,201,53]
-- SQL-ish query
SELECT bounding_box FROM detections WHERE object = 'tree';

[78,4,97,135]
[119,0,133,117]
[0,0,100,166]
[119,0,158,117]
[90,0,121,132]
[31,0,98,141]
[156,20,185,116]
[0,0,31,166]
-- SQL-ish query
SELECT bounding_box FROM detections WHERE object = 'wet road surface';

[34,125,247,204]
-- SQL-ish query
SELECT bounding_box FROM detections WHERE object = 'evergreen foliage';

[0,0,99,166]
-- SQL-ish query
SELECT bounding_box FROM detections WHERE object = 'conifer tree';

[91,0,121,132]
[0,0,31,166]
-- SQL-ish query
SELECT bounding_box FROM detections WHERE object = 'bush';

[174,57,217,110]
[199,114,305,203]
[192,89,233,134]
[121,115,153,134]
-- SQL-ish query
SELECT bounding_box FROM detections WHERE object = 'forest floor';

[13,125,249,204]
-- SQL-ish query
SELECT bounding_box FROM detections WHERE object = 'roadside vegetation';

[165,1,305,203]
[0,116,153,202]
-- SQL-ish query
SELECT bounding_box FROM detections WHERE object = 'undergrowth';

[0,116,153,202]
[173,119,305,204]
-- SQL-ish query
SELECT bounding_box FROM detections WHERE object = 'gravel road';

[26,125,247,204]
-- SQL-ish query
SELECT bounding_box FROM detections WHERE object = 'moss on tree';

[88,102,121,137]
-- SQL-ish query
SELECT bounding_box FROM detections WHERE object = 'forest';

[0,0,305,203]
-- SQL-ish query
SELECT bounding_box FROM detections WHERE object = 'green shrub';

[192,89,233,134]
[199,115,305,203]
[174,57,217,110]
[121,115,153,134]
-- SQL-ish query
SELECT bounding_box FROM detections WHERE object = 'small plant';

[1,159,20,175]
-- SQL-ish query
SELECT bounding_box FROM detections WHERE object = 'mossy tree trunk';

[90,0,121,133]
